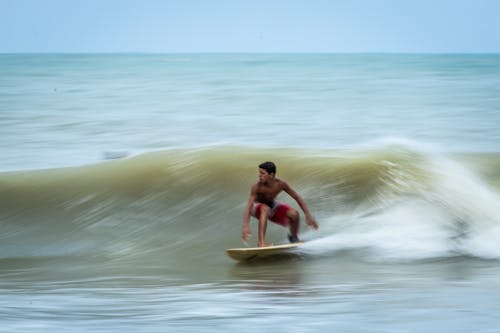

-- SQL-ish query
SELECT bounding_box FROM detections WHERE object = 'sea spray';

[302,146,500,261]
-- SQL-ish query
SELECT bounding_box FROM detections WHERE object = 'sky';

[1,0,499,53]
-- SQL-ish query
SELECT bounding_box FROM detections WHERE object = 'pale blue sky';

[1,0,499,53]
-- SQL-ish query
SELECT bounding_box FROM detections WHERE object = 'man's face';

[258,168,273,183]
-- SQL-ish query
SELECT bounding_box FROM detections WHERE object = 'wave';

[1,143,500,266]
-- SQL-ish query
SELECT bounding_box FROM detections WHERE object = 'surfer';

[242,161,318,247]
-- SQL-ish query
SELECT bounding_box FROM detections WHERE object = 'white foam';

[303,146,500,261]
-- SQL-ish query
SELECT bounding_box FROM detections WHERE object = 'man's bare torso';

[254,178,286,206]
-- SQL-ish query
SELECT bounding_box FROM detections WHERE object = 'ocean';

[1,53,500,332]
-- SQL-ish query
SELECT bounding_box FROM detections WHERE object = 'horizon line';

[1,51,500,56]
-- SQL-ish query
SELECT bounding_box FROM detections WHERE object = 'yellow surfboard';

[226,242,304,262]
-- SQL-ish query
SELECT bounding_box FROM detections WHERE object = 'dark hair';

[259,161,276,175]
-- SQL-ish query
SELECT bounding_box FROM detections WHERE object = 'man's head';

[259,161,276,175]
[258,161,276,183]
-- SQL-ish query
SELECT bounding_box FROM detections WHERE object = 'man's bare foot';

[258,242,273,247]
[288,234,300,243]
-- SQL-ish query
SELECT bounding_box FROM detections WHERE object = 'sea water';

[1,54,500,332]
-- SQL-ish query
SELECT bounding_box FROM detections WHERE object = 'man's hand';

[241,224,251,244]
[306,216,318,230]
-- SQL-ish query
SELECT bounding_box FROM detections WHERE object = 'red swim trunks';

[251,201,293,227]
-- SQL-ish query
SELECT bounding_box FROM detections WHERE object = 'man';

[242,161,318,247]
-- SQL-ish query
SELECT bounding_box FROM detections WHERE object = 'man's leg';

[287,208,300,242]
[258,205,272,247]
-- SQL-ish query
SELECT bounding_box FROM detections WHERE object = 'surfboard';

[226,242,304,262]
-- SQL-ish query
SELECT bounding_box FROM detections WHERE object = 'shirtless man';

[242,161,318,247]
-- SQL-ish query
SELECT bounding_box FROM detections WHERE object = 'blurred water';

[1,54,500,170]
[2,54,500,332]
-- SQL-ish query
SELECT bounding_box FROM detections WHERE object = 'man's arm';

[241,185,256,243]
[283,181,318,230]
